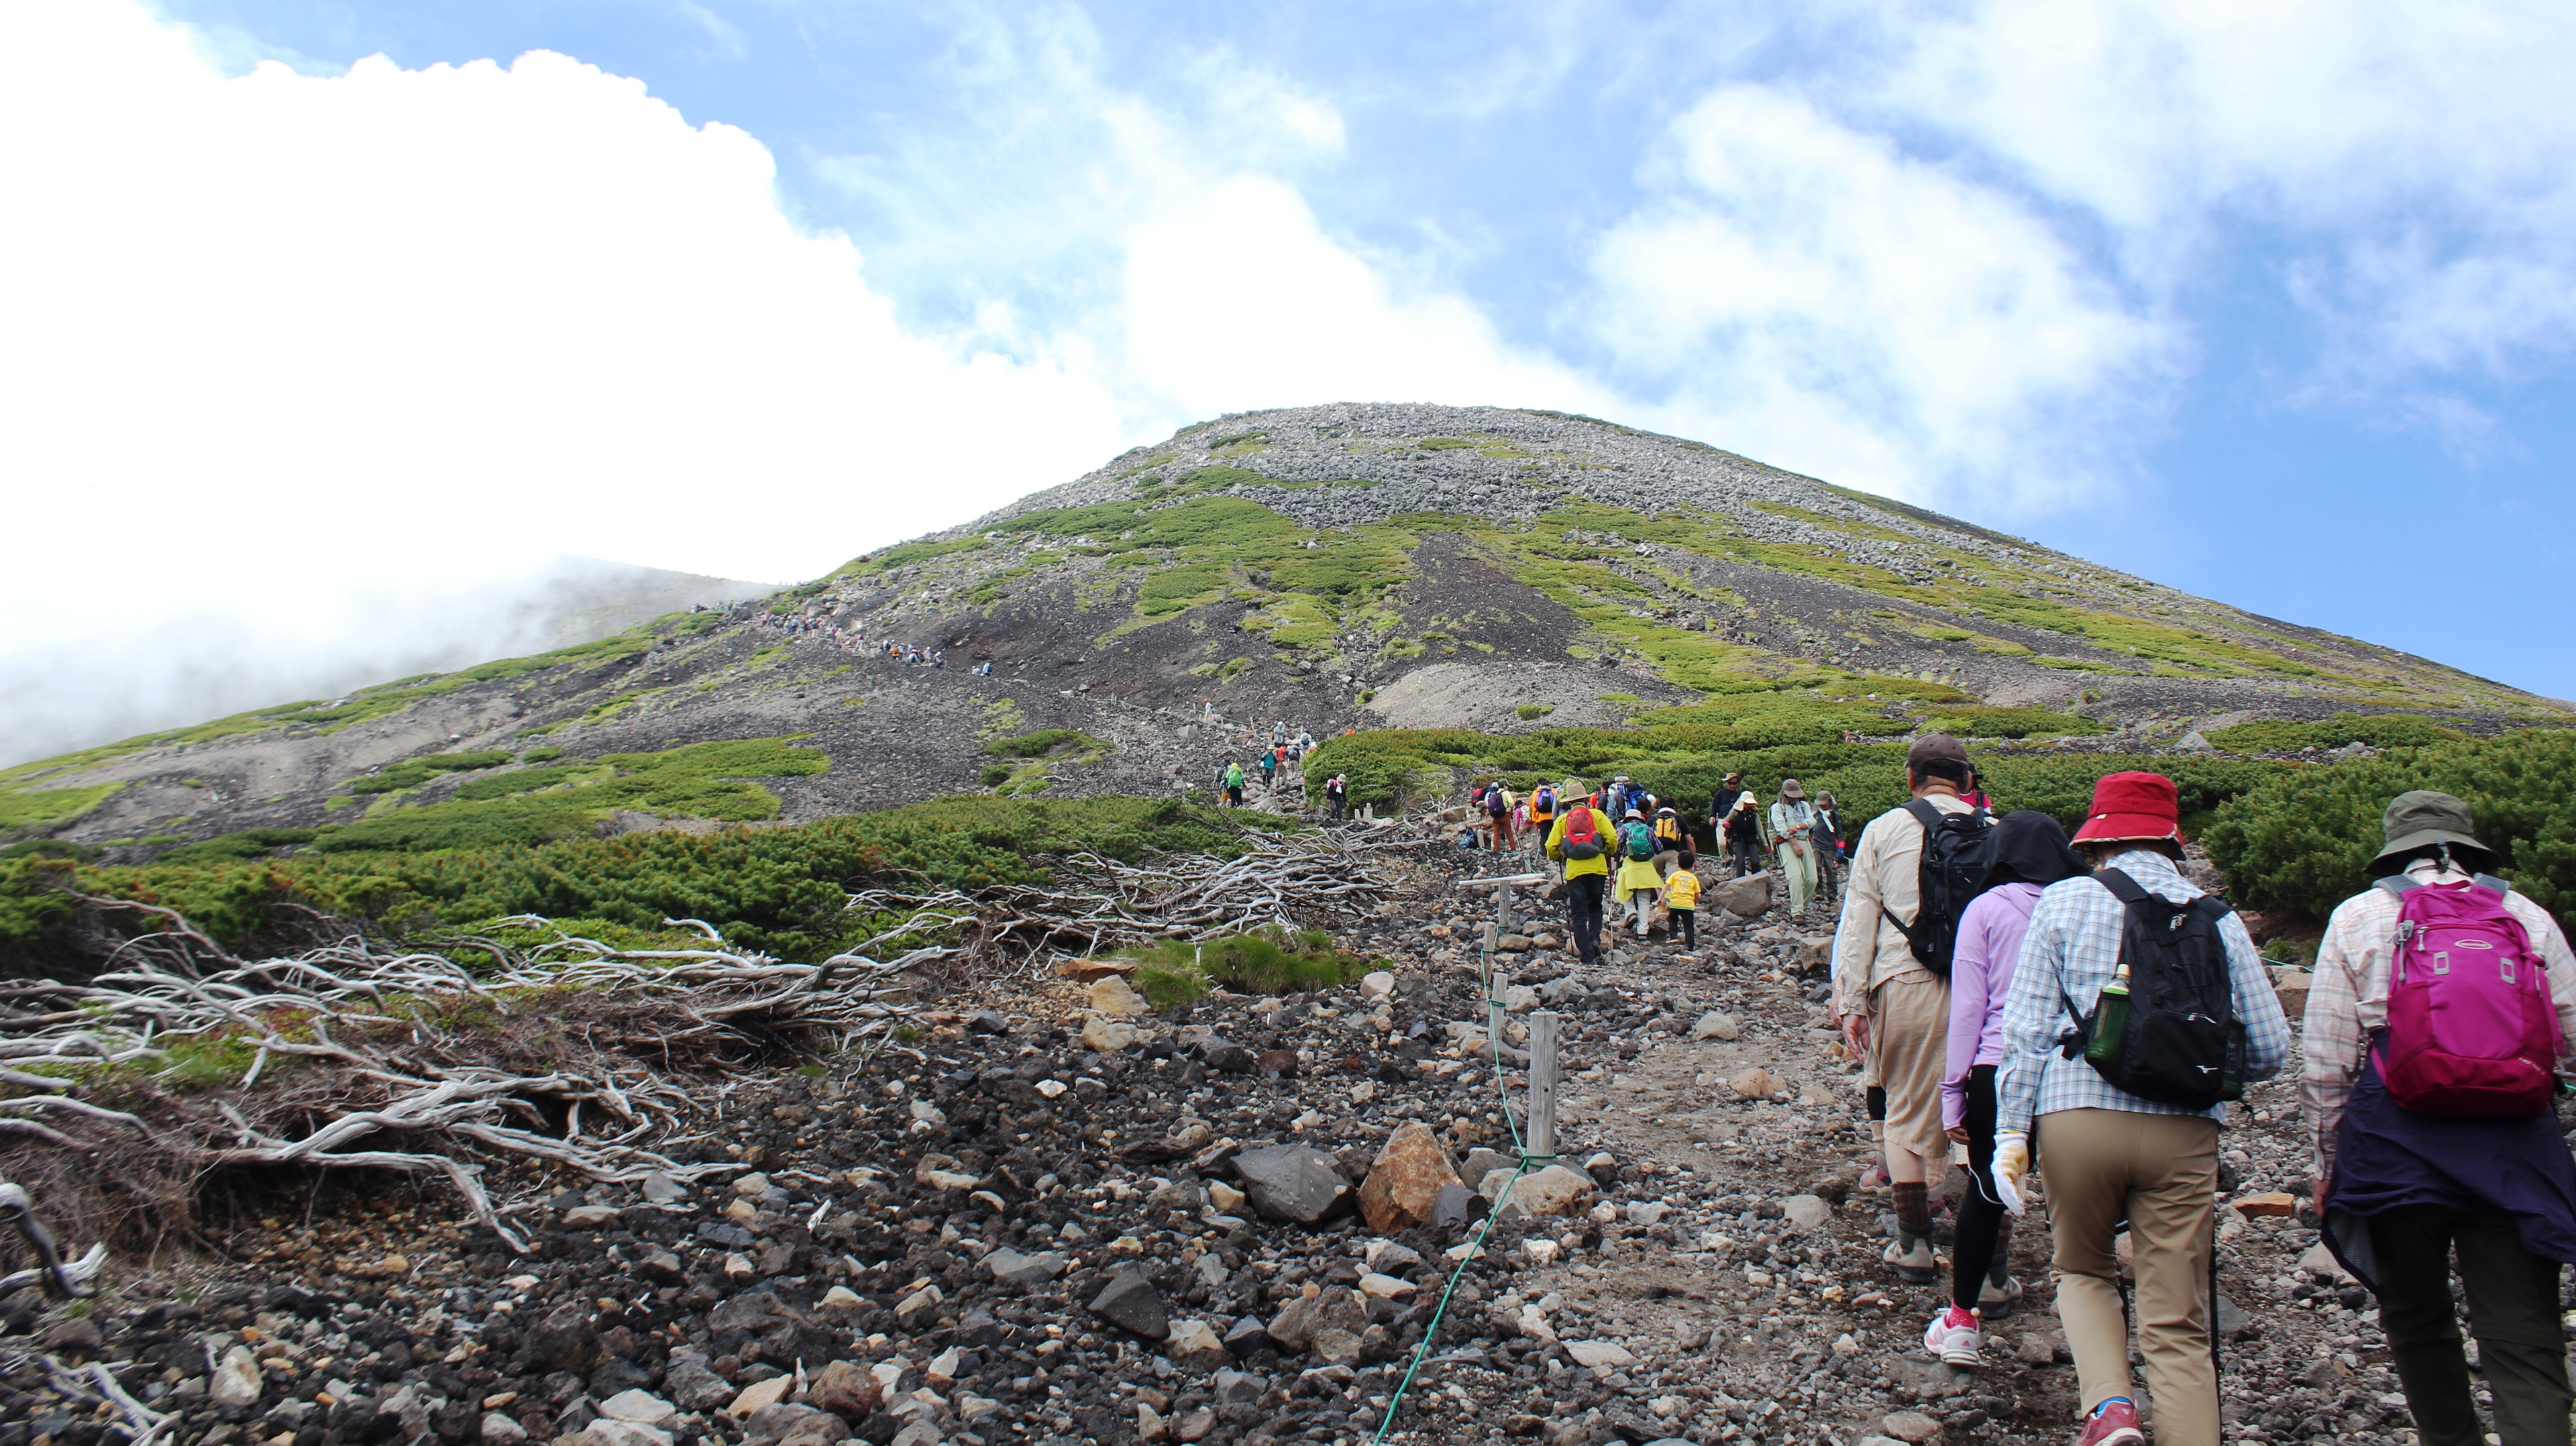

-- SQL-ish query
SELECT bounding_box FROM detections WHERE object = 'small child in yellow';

[1664,850,1702,950]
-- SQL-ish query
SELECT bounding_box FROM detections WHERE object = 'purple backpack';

[2375,875,2563,1121]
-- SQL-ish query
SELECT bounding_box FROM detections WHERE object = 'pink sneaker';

[2074,1398,2145,1446]
[1858,1152,1892,1190]
[1922,1304,1980,1366]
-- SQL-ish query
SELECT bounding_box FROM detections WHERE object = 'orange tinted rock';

[1357,1121,1465,1234]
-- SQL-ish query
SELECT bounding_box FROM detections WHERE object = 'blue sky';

[7,0,2574,725]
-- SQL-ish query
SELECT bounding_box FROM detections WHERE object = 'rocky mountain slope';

[0,828,2398,1446]
[3,403,2557,858]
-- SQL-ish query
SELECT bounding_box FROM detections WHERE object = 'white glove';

[1992,1131,2031,1217]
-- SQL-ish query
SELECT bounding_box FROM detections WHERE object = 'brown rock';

[1057,958,1140,982]
[2232,1192,2299,1218]
[1730,1067,1790,1099]
[808,1360,877,1420]
[1268,1287,1368,1353]
[1356,1121,1465,1234]
[1254,1049,1299,1078]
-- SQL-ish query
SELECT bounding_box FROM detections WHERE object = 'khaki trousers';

[1866,973,1952,1167]
[2036,1108,2220,1446]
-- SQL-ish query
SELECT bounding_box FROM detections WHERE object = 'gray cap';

[2369,790,2492,873]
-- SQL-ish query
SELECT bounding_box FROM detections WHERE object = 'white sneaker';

[1883,1232,1937,1284]
[1923,1304,1981,1366]
[1978,1272,2023,1319]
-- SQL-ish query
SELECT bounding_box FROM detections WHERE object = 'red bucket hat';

[2072,771,2180,845]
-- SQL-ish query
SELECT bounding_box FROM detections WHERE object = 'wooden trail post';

[1527,1010,1560,1162]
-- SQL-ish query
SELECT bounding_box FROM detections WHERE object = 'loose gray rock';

[1088,1267,1170,1339]
[1231,1143,1354,1223]
[984,1247,1071,1284]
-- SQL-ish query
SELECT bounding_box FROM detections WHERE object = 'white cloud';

[1860,0,2576,381]
[1586,85,2174,509]
[1123,175,1615,416]
[0,0,1132,610]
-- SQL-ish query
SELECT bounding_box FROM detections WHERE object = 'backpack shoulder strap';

[1901,798,1946,835]
[2092,867,2150,906]
[2373,874,2417,900]
[2473,872,2513,898]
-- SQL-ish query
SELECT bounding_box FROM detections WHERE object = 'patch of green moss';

[826,535,991,580]
[1921,705,2108,739]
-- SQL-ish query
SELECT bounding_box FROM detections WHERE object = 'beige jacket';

[1831,792,1972,1016]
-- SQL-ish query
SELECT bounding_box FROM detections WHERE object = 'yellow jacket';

[1544,806,1611,880]
[1664,868,1701,910]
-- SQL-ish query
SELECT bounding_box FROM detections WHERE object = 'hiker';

[2304,790,2576,1446]
[1770,778,1820,921]
[1990,771,2291,1446]
[1527,782,1559,868]
[1830,735,1990,1286]
[1616,807,1662,939]
[1324,774,1347,822]
[1222,760,1245,808]
[1485,778,1515,850]
[1258,750,1277,788]
[1664,849,1702,950]
[1925,810,2090,1368]
[1813,789,1845,903]
[1708,772,1746,854]
[1545,792,1613,965]
[1651,803,1686,873]
[1723,790,1764,878]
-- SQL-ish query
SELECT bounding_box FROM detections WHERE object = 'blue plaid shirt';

[1994,849,2291,1136]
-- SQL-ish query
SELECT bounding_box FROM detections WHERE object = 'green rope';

[1370,924,1558,1444]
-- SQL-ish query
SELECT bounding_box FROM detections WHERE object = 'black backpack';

[1897,800,1997,976]
[2057,869,2247,1111]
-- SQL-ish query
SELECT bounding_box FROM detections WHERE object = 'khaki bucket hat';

[2368,790,2493,874]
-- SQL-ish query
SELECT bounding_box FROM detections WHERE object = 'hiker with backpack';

[1770,778,1821,922]
[1925,810,2090,1369]
[1708,772,1746,855]
[1723,790,1765,878]
[1651,803,1686,874]
[1527,784,1559,868]
[1615,807,1663,939]
[2303,791,2576,1446]
[1831,735,1996,1286]
[1989,772,2290,1446]
[1545,792,1613,965]
[1485,778,1516,850]
[1813,789,1845,905]
[1222,760,1245,808]
[1324,774,1347,822]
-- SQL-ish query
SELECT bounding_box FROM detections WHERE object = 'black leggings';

[1671,908,1695,947]
[1951,1064,2010,1310]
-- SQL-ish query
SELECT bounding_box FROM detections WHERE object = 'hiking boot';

[2073,1398,2145,1446]
[1883,1231,1937,1284]
[1858,1153,1892,1190]
[1978,1271,2023,1319]
[1922,1304,1981,1367]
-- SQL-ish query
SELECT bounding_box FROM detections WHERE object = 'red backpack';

[2375,875,2563,1120]
[1559,807,1605,861]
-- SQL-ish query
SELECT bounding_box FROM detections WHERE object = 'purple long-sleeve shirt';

[1941,881,2043,1131]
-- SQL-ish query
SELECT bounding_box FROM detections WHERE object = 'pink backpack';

[2375,875,2563,1120]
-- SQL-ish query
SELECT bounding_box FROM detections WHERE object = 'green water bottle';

[2084,964,2131,1070]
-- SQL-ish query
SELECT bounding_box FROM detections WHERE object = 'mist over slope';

[3,404,2556,859]
[0,555,773,768]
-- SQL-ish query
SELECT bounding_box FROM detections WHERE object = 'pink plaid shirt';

[2301,860,2576,1180]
